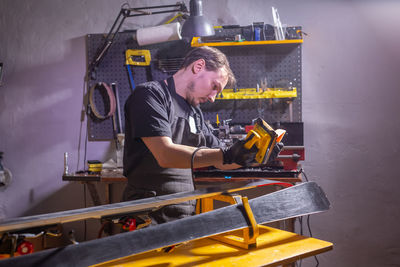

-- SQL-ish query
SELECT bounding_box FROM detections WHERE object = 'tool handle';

[244,130,261,149]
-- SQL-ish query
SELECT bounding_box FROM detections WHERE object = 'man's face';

[186,67,228,107]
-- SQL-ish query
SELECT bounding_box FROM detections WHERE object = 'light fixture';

[87,3,188,79]
[181,0,215,38]
[88,1,215,79]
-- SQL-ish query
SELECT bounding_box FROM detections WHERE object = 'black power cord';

[297,169,320,267]
[77,79,90,241]
[307,215,319,267]
[190,147,208,190]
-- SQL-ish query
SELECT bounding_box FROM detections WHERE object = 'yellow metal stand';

[95,195,333,267]
[94,225,333,267]
[197,194,260,249]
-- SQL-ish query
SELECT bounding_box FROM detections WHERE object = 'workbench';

[63,169,127,206]
[94,225,332,267]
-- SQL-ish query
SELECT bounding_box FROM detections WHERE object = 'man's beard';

[187,81,195,92]
[186,81,198,107]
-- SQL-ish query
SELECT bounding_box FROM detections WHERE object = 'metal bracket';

[196,193,260,249]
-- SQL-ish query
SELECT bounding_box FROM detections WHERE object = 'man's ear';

[192,59,205,74]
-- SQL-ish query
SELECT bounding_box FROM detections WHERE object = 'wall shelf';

[216,88,297,100]
[191,37,303,47]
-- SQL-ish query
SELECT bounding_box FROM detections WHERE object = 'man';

[123,46,257,225]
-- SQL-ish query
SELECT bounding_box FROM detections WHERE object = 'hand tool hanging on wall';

[125,49,152,92]
[110,82,126,164]
[88,82,116,120]
[125,64,136,91]
[111,83,123,133]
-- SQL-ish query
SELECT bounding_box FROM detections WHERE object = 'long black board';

[0,182,330,267]
[0,180,292,233]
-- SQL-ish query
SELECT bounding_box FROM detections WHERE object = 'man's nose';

[207,95,216,103]
[207,91,218,103]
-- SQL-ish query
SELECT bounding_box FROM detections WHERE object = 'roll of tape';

[136,22,182,46]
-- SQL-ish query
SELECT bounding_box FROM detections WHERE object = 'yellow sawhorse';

[95,225,333,267]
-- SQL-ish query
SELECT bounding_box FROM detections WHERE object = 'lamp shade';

[181,0,215,37]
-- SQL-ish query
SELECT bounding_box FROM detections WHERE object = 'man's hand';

[221,140,258,166]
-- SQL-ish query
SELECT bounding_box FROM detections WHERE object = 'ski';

[0,182,330,267]
[0,179,291,233]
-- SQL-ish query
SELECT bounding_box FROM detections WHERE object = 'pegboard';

[201,43,302,124]
[86,30,302,140]
[86,33,190,140]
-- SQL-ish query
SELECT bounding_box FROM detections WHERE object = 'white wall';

[1,0,400,266]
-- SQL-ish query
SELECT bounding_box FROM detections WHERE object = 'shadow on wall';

[0,35,119,220]
[1,35,87,164]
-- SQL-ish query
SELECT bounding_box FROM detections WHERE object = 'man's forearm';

[160,143,223,169]
[142,136,224,169]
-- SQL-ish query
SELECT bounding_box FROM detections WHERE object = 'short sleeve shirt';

[123,79,220,177]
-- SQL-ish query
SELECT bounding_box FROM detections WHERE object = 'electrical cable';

[83,85,89,240]
[295,215,304,267]
[190,147,208,190]
[83,183,87,241]
[77,79,88,172]
[76,78,90,240]
[301,168,309,182]
[84,111,88,171]
[295,169,306,267]
[306,215,313,237]
[301,169,320,267]
[307,214,319,266]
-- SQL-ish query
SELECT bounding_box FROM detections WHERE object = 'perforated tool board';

[86,30,302,140]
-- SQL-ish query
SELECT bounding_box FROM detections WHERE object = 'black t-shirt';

[123,79,220,177]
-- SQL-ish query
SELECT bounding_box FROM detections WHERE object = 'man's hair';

[181,46,236,88]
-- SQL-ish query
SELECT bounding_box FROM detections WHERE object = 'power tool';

[244,118,286,164]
